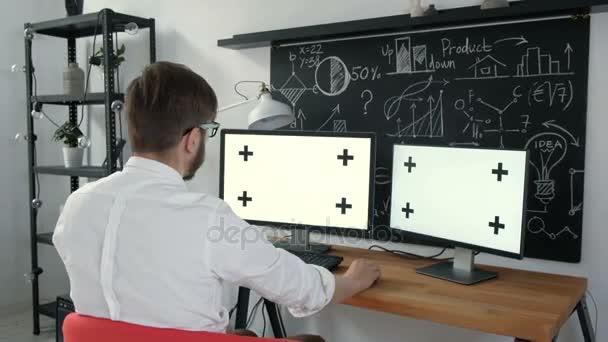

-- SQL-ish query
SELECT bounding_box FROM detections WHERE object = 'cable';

[78,11,103,127]
[233,80,265,100]
[246,297,264,329]
[38,110,62,128]
[368,244,451,261]
[114,32,121,94]
[261,302,267,337]
[586,290,599,339]
[32,144,41,199]
[276,304,287,337]
[32,72,37,98]
[31,70,61,128]
[228,302,238,320]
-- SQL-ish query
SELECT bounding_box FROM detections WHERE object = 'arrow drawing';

[410,103,417,137]
[317,104,341,131]
[494,36,529,46]
[297,109,307,120]
[564,43,574,70]
[542,120,580,147]
[384,75,448,121]
[296,109,307,130]
[396,118,402,136]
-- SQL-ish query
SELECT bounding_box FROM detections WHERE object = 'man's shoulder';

[67,172,120,197]
[184,193,230,214]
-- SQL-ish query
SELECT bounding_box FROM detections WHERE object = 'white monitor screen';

[221,130,375,231]
[389,145,528,257]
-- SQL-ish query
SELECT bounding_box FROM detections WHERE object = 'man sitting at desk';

[53,61,380,342]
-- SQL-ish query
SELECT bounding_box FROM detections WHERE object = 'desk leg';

[576,296,596,342]
[235,287,250,330]
[515,295,595,342]
[264,299,286,338]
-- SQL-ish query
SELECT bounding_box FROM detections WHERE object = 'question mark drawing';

[361,90,373,115]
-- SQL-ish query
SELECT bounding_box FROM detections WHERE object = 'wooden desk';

[236,245,594,342]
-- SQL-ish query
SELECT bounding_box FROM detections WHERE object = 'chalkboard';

[270,17,590,263]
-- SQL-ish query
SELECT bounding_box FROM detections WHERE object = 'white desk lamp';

[219,82,294,130]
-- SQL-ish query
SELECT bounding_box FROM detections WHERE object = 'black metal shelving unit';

[23,8,156,335]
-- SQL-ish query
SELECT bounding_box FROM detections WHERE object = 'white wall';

[1,2,72,312]
[80,1,606,341]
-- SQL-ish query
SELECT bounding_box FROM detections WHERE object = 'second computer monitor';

[220,130,375,232]
[390,144,528,258]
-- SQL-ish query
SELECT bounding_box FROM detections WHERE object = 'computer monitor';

[389,144,529,285]
[220,129,375,253]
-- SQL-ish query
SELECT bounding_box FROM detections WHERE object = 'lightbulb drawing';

[524,132,568,206]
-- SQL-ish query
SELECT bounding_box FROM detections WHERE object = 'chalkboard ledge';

[218,0,608,49]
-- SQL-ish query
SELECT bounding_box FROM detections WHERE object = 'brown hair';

[125,61,218,153]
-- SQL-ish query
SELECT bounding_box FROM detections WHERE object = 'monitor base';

[416,247,497,285]
[416,261,497,285]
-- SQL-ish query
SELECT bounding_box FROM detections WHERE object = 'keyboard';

[285,249,343,271]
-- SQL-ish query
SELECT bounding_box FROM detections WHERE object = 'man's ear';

[183,129,201,154]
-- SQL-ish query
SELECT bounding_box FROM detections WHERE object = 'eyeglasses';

[184,121,220,138]
[199,121,220,138]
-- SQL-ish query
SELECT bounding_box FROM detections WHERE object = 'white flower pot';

[62,147,84,168]
[410,0,425,17]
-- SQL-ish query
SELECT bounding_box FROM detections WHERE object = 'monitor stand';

[416,247,497,285]
[273,229,330,254]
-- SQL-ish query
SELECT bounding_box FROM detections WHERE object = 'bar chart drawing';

[386,91,444,139]
[515,47,575,78]
[388,37,435,75]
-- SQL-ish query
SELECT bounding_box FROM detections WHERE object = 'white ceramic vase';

[62,147,84,168]
[410,0,425,17]
[481,0,509,9]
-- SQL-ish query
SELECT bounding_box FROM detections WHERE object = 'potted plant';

[53,121,85,168]
[89,44,126,71]
[89,44,126,91]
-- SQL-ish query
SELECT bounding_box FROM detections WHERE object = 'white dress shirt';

[53,157,335,332]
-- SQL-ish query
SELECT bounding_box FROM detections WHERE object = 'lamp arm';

[217,97,258,113]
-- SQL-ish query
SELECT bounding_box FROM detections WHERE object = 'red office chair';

[62,313,293,342]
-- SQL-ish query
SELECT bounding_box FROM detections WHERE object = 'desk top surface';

[329,245,586,342]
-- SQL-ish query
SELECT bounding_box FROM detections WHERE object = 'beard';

[183,143,204,181]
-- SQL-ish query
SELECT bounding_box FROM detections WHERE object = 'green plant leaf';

[53,121,80,147]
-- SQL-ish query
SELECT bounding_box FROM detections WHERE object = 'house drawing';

[458,55,509,80]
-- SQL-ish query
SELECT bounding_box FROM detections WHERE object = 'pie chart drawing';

[315,56,351,96]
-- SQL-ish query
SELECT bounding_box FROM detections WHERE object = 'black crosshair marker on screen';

[404,157,417,173]
[488,216,505,235]
[238,191,252,207]
[402,202,414,219]
[239,145,254,161]
[492,162,508,182]
[335,198,352,214]
[337,149,354,166]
